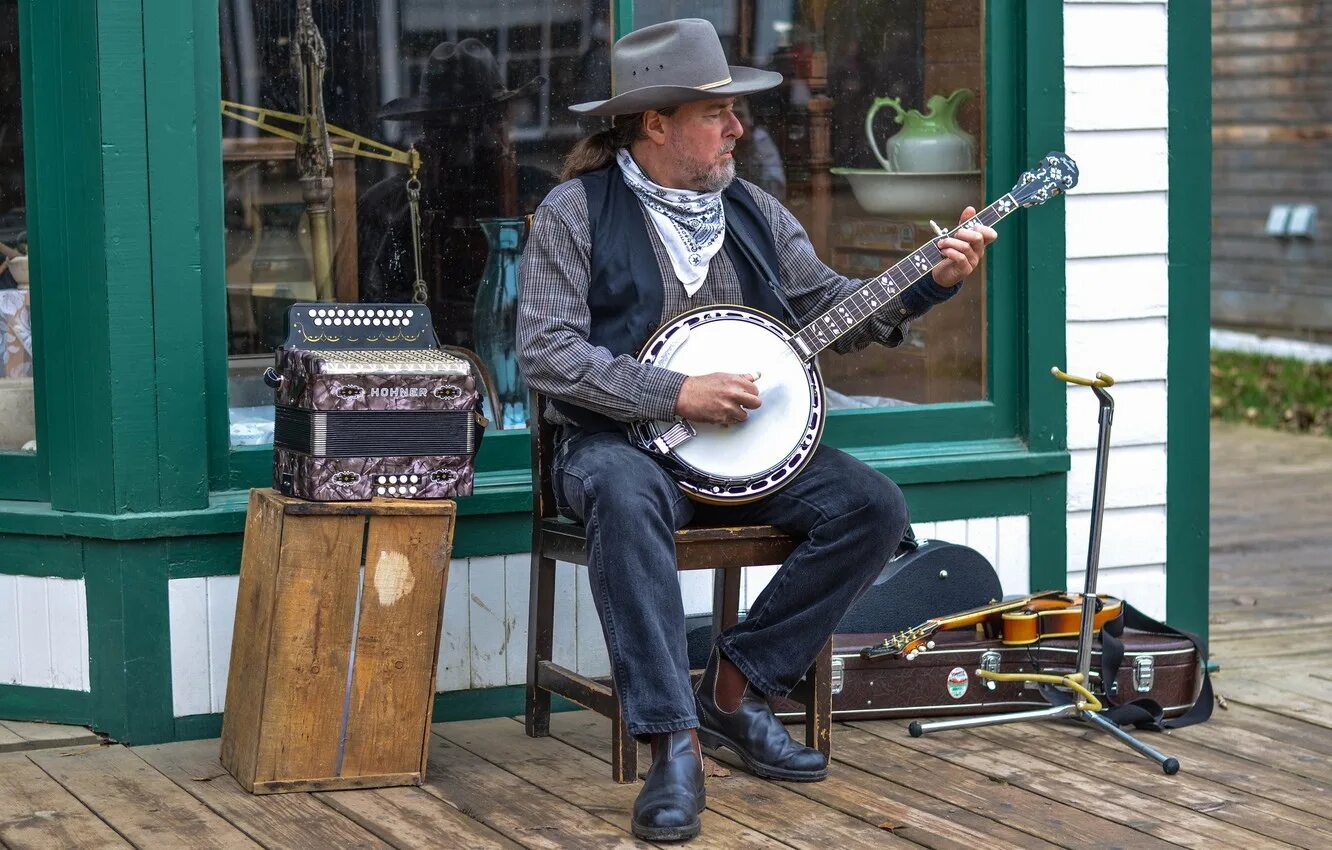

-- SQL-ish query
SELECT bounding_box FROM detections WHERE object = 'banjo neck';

[787,193,1022,361]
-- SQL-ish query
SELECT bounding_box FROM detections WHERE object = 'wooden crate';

[220,488,456,794]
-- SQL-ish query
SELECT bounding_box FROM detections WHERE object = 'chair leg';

[711,567,743,641]
[612,702,639,783]
[525,553,556,738]
[804,637,833,759]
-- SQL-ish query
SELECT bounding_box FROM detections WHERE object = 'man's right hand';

[675,372,762,425]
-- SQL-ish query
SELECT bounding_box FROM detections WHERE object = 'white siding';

[0,575,90,692]
[1063,0,1169,608]
[169,521,1032,714]
[168,575,240,716]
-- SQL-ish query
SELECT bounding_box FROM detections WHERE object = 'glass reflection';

[220,0,609,442]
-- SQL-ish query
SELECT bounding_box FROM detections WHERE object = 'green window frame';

[205,2,1067,558]
[0,0,45,501]
[209,4,1067,488]
[8,0,1068,566]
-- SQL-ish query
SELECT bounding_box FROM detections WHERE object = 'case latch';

[830,656,844,695]
[979,650,1002,690]
[1133,655,1155,693]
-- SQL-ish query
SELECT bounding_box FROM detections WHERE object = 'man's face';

[662,98,743,193]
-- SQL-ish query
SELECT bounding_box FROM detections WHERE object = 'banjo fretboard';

[789,193,1020,360]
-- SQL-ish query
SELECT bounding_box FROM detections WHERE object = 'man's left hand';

[931,206,999,288]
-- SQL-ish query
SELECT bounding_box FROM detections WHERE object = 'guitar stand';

[906,368,1181,776]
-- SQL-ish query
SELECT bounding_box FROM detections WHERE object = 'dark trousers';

[553,431,909,738]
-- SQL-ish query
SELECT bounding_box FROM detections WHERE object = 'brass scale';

[221,0,428,303]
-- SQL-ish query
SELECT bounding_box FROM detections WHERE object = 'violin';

[861,590,1124,660]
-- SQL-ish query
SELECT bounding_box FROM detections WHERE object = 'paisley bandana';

[617,148,725,296]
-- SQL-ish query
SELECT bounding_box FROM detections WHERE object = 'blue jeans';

[553,430,909,738]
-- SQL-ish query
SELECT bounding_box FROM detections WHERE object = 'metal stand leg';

[1081,709,1180,775]
[905,369,1181,776]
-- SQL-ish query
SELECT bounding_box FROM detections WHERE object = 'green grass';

[1210,350,1332,436]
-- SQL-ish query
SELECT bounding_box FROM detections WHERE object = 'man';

[517,18,996,842]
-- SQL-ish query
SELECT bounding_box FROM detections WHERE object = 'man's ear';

[641,110,669,146]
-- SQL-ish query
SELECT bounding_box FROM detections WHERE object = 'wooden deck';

[2,423,1330,849]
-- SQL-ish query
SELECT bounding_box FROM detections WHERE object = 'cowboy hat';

[379,39,544,120]
[570,18,782,117]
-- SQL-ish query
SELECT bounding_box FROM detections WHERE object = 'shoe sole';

[696,728,828,782]
[631,789,706,842]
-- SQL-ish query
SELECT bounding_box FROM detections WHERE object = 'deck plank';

[438,717,797,849]
[1191,704,1332,758]
[314,786,522,850]
[27,746,259,849]
[547,711,1064,850]
[1214,675,1332,730]
[1000,715,1332,820]
[973,722,1332,849]
[0,722,101,754]
[825,724,1178,849]
[0,723,25,750]
[1168,709,1332,785]
[421,732,654,848]
[136,739,390,849]
[528,712,913,849]
[0,753,129,850]
[854,722,1269,849]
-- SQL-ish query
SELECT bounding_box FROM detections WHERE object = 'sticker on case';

[946,666,969,699]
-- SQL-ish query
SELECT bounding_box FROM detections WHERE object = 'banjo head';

[637,306,824,503]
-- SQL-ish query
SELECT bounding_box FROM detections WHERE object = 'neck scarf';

[616,148,725,296]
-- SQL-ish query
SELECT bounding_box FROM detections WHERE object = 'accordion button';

[409,475,419,483]
[378,476,387,484]
[409,486,418,494]
[377,487,386,495]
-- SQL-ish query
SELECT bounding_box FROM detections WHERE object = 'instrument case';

[768,628,1204,722]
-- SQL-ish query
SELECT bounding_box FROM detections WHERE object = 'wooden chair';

[524,392,833,782]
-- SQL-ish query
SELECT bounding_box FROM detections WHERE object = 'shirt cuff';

[639,365,688,421]
[900,272,961,314]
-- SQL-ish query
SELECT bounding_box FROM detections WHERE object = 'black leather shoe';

[631,730,705,842]
[695,647,828,782]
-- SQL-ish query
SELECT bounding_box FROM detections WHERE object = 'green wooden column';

[18,0,219,742]
[1166,3,1212,642]
[22,0,211,517]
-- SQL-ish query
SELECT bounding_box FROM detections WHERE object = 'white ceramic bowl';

[831,168,982,219]
[6,255,28,287]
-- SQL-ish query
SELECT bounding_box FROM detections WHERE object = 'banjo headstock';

[1010,151,1079,208]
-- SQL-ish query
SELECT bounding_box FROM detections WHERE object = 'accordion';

[267,303,486,501]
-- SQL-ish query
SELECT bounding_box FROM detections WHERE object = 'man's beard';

[670,141,737,192]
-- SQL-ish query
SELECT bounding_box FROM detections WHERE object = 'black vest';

[576,161,789,358]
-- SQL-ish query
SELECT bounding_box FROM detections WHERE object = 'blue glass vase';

[473,216,529,429]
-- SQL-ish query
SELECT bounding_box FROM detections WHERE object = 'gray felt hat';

[570,18,783,117]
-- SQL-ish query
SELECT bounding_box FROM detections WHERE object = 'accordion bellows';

[270,304,485,501]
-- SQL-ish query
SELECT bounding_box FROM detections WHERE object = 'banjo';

[627,151,1079,504]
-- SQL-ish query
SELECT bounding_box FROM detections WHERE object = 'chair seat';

[537,517,800,570]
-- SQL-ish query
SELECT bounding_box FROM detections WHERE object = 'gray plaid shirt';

[517,174,958,424]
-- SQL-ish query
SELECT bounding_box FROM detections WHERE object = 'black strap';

[724,209,797,324]
[1034,603,1213,730]
[1095,602,1214,730]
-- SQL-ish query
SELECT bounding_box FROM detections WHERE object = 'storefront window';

[220,0,611,443]
[0,0,35,453]
[637,0,987,407]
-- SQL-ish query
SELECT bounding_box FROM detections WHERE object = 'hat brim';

[379,75,544,121]
[570,66,782,116]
